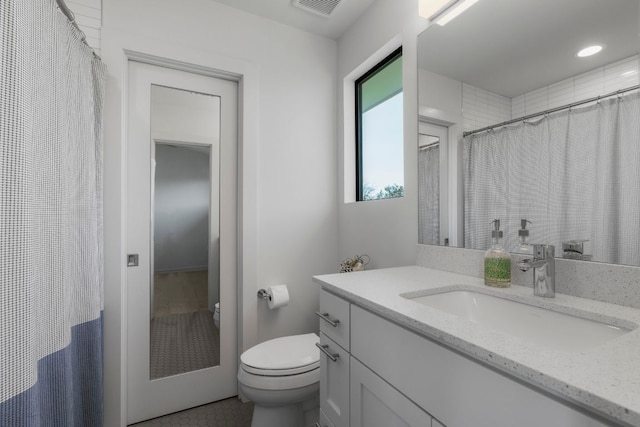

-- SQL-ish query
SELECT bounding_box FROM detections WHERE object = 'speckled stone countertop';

[313,266,640,426]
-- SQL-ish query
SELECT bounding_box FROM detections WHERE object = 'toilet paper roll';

[267,285,290,309]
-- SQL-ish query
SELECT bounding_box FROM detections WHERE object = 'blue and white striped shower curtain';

[0,0,106,425]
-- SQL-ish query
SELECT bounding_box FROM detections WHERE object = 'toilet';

[237,333,320,427]
[213,302,220,329]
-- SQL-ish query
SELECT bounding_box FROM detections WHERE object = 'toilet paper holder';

[257,289,271,301]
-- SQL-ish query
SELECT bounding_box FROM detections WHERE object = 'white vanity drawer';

[318,289,350,351]
[318,332,350,427]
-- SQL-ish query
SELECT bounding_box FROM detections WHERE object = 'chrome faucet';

[517,244,555,298]
[562,240,592,261]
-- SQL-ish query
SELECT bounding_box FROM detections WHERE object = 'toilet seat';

[241,361,319,376]
[238,363,319,391]
[240,333,319,376]
[238,333,320,391]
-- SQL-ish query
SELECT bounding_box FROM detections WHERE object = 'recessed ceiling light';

[577,45,603,58]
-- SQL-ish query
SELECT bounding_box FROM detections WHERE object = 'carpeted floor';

[150,310,220,379]
[129,397,254,427]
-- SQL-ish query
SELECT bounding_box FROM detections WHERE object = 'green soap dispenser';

[484,219,511,287]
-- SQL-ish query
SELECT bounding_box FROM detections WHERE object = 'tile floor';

[140,272,250,425]
[150,310,220,379]
[129,397,254,427]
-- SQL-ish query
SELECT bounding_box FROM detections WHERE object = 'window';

[356,47,403,201]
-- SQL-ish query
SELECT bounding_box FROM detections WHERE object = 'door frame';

[109,48,260,425]
[418,120,451,246]
[418,108,464,248]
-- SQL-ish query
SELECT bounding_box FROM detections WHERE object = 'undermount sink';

[403,289,634,352]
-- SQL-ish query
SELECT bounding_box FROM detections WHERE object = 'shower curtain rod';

[418,141,440,150]
[55,0,99,57]
[463,84,640,137]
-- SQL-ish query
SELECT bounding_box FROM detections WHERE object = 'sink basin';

[404,289,633,352]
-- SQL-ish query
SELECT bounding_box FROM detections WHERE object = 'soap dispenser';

[511,219,533,256]
[484,219,511,287]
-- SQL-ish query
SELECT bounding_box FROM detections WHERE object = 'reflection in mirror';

[418,122,448,246]
[417,0,640,266]
[418,133,439,245]
[150,85,221,379]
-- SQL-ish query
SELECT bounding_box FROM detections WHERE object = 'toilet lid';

[241,333,319,376]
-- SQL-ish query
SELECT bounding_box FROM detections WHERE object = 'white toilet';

[237,333,320,427]
[213,302,220,329]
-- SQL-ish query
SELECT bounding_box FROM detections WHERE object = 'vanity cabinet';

[350,357,432,427]
[319,289,609,427]
[318,408,336,427]
[318,290,351,427]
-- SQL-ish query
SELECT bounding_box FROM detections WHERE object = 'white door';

[127,61,238,424]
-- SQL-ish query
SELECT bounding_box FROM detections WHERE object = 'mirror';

[149,85,221,379]
[418,0,640,266]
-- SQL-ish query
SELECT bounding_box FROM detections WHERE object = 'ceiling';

[209,0,377,39]
[418,0,640,98]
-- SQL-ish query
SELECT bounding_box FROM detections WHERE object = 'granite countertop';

[313,265,640,427]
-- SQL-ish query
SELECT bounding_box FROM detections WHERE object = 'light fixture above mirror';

[419,0,479,26]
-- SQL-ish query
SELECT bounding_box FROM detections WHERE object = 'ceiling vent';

[292,0,342,17]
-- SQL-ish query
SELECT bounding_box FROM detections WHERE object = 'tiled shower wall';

[66,0,101,55]
[462,83,511,132]
[463,55,639,132]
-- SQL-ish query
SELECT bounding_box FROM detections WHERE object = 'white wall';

[150,86,219,274]
[66,0,101,54]
[418,68,462,118]
[337,0,427,269]
[462,83,511,132]
[419,55,640,134]
[100,1,338,424]
[512,55,639,118]
[150,84,221,145]
[154,145,210,273]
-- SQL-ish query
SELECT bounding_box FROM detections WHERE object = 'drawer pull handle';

[316,311,340,327]
[316,343,339,362]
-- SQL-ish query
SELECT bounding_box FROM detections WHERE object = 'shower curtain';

[418,145,440,245]
[0,0,106,425]
[464,92,640,265]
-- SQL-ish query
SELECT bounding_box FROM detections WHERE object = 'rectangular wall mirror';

[418,0,640,267]
[150,85,221,379]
